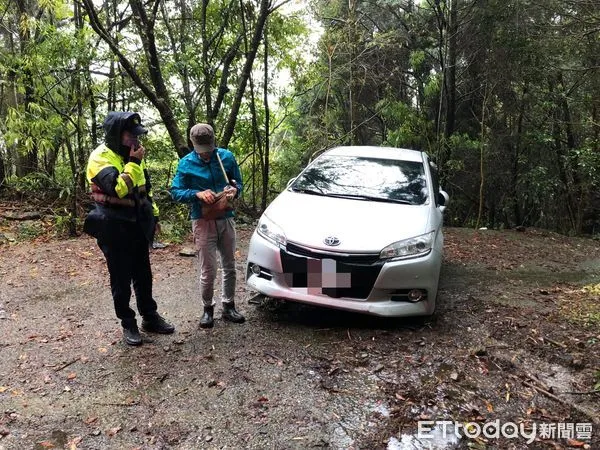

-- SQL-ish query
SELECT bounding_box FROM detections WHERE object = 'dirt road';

[0,226,599,449]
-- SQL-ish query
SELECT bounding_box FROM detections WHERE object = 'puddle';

[578,258,600,273]
[539,363,573,393]
[372,402,391,418]
[388,423,460,449]
[491,294,540,309]
[328,390,392,449]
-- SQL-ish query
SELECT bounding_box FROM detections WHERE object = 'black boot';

[141,313,175,334]
[222,302,245,324]
[123,326,142,346]
[200,306,214,328]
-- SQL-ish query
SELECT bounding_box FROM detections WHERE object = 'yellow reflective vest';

[84,144,159,242]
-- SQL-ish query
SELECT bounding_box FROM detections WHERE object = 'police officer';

[84,112,175,346]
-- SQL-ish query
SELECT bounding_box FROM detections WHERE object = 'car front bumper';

[245,231,442,317]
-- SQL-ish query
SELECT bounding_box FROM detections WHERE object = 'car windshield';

[290,155,428,205]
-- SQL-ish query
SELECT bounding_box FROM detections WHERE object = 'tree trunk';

[261,25,270,212]
[130,0,187,155]
[74,1,88,193]
[444,0,457,139]
[558,73,583,232]
[201,0,213,124]
[221,0,271,147]
[15,0,38,176]
[431,0,448,164]
[475,82,489,230]
[64,139,78,236]
[106,0,117,112]
[0,153,5,187]
[510,83,528,227]
[549,78,576,231]
[81,0,188,157]
[240,0,263,210]
[347,0,357,145]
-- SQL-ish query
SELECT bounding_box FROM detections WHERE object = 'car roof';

[320,146,425,162]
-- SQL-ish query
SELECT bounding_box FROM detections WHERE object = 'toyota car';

[245,146,449,317]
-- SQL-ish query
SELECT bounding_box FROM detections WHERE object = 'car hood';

[263,191,435,253]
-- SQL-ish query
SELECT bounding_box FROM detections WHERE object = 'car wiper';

[325,193,414,204]
[291,187,325,196]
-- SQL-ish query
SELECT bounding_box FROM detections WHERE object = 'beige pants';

[192,218,237,307]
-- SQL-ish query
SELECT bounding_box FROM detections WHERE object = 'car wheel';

[255,296,288,312]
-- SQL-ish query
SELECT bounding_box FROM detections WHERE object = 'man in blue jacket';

[170,123,245,328]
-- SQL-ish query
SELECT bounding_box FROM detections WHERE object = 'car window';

[291,155,428,205]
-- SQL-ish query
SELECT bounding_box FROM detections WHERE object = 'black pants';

[98,222,157,329]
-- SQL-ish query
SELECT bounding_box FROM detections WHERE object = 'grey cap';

[190,123,215,153]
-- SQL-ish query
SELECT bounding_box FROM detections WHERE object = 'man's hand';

[130,144,145,161]
[196,189,217,204]
[224,184,237,200]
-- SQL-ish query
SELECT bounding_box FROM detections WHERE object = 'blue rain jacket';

[170,148,243,219]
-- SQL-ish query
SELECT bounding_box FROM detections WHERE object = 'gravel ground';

[0,225,599,449]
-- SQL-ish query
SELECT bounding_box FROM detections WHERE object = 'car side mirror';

[438,190,449,212]
[286,177,297,189]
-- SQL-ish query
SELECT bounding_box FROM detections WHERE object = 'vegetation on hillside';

[0,0,598,240]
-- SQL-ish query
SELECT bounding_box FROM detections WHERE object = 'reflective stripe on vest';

[90,183,144,207]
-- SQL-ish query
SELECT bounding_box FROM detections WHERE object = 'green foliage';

[269,136,306,194]
[572,145,600,181]
[16,221,44,241]
[53,213,79,238]
[378,100,434,151]
[53,165,77,190]
[1,0,599,238]
[423,75,441,105]
[266,11,309,75]
[155,202,192,244]
[9,172,59,192]
[409,50,426,72]
[4,107,62,158]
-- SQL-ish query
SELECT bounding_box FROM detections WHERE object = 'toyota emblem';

[323,236,341,246]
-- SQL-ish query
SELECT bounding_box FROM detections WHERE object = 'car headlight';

[257,214,287,246]
[380,231,435,260]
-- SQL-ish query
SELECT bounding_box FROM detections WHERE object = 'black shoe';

[222,303,245,324]
[200,307,214,329]
[123,327,142,346]
[141,314,175,334]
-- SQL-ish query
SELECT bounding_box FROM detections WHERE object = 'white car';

[245,146,449,317]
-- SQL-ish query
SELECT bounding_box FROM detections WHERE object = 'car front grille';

[280,243,383,299]
[286,242,381,265]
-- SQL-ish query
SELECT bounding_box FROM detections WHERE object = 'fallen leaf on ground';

[68,436,82,449]
[106,426,122,436]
